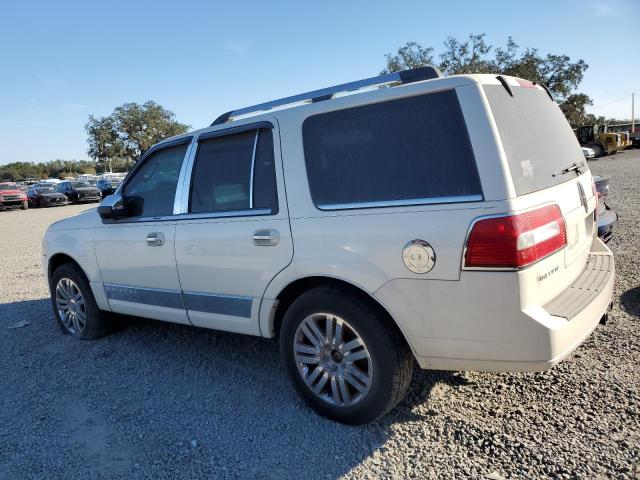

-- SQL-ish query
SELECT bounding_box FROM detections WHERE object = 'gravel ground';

[1,152,639,480]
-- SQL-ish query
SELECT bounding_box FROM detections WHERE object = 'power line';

[590,94,632,111]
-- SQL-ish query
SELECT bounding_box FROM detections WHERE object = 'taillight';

[464,205,567,269]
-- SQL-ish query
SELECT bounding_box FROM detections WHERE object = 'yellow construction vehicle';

[618,132,631,149]
[576,124,620,156]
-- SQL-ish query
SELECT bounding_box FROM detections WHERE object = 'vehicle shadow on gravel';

[620,286,640,318]
[2,301,467,479]
[0,298,49,328]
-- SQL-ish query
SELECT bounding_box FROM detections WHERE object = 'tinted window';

[302,90,482,208]
[123,142,189,217]
[484,85,585,196]
[189,128,277,214]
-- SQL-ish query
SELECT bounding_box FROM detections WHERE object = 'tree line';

[382,34,597,127]
[0,160,98,182]
[1,33,629,182]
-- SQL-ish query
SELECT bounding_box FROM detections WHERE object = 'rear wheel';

[280,287,413,425]
[591,143,604,157]
[50,263,112,340]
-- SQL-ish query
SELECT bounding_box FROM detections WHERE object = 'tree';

[383,34,591,127]
[85,101,190,169]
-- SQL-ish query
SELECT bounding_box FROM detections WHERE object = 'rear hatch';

[483,78,596,298]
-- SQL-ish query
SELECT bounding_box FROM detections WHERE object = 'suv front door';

[94,138,192,324]
[174,122,293,335]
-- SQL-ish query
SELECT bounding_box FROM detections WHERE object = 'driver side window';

[123,142,189,218]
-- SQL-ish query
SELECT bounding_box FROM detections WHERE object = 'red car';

[0,183,28,211]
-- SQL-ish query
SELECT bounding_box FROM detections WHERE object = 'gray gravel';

[1,152,639,480]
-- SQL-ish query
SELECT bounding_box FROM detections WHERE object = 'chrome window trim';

[173,139,196,215]
[178,137,199,214]
[113,214,177,224]
[175,208,271,222]
[317,195,483,211]
[249,130,259,209]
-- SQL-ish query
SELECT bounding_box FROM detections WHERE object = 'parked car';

[582,146,595,159]
[96,176,124,198]
[55,181,101,203]
[593,175,617,243]
[0,182,28,210]
[43,68,614,425]
[27,186,69,208]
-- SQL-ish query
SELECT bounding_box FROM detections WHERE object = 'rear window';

[484,85,585,196]
[302,90,482,209]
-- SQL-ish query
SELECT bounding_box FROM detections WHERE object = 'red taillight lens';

[464,205,567,269]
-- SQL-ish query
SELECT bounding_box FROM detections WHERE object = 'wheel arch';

[267,276,416,357]
[48,253,89,283]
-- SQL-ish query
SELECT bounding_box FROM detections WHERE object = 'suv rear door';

[482,79,597,298]
[174,121,293,335]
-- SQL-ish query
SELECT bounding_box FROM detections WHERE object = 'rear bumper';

[375,238,614,372]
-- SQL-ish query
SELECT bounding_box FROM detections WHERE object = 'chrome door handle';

[146,232,165,246]
[253,229,280,246]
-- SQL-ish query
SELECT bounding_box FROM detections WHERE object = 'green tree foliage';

[0,160,97,181]
[382,34,591,127]
[86,101,190,169]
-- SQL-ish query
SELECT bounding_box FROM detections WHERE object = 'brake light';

[464,205,567,269]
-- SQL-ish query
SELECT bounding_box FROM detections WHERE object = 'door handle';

[253,229,280,246]
[146,232,165,247]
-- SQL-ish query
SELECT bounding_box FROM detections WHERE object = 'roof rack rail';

[210,66,443,126]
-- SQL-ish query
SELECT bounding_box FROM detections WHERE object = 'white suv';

[43,68,614,424]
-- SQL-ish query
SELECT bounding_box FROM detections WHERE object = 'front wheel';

[20,201,28,210]
[280,287,413,425]
[50,263,112,340]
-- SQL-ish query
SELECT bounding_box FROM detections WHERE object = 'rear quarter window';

[302,90,482,209]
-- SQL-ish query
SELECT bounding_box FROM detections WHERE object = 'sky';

[0,0,638,164]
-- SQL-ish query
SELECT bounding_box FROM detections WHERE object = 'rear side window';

[484,85,585,196]
[302,90,482,209]
[123,143,189,218]
[189,128,278,214]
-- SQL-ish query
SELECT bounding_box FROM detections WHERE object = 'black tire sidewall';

[50,263,103,340]
[280,287,408,424]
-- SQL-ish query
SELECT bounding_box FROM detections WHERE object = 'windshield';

[36,188,56,194]
[0,183,18,190]
[484,84,585,196]
[70,182,92,188]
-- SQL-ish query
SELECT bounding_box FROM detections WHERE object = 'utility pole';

[632,93,635,134]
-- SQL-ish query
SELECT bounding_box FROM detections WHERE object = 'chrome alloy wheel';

[293,313,373,407]
[55,278,86,335]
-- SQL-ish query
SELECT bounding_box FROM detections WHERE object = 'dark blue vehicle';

[96,177,123,198]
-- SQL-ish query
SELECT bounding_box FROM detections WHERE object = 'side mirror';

[97,193,129,220]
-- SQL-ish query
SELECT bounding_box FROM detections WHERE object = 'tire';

[591,144,604,158]
[20,201,28,210]
[280,286,413,425]
[50,262,113,340]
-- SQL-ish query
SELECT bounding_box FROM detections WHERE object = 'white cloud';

[593,1,618,17]
[63,102,88,112]
[220,41,249,55]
